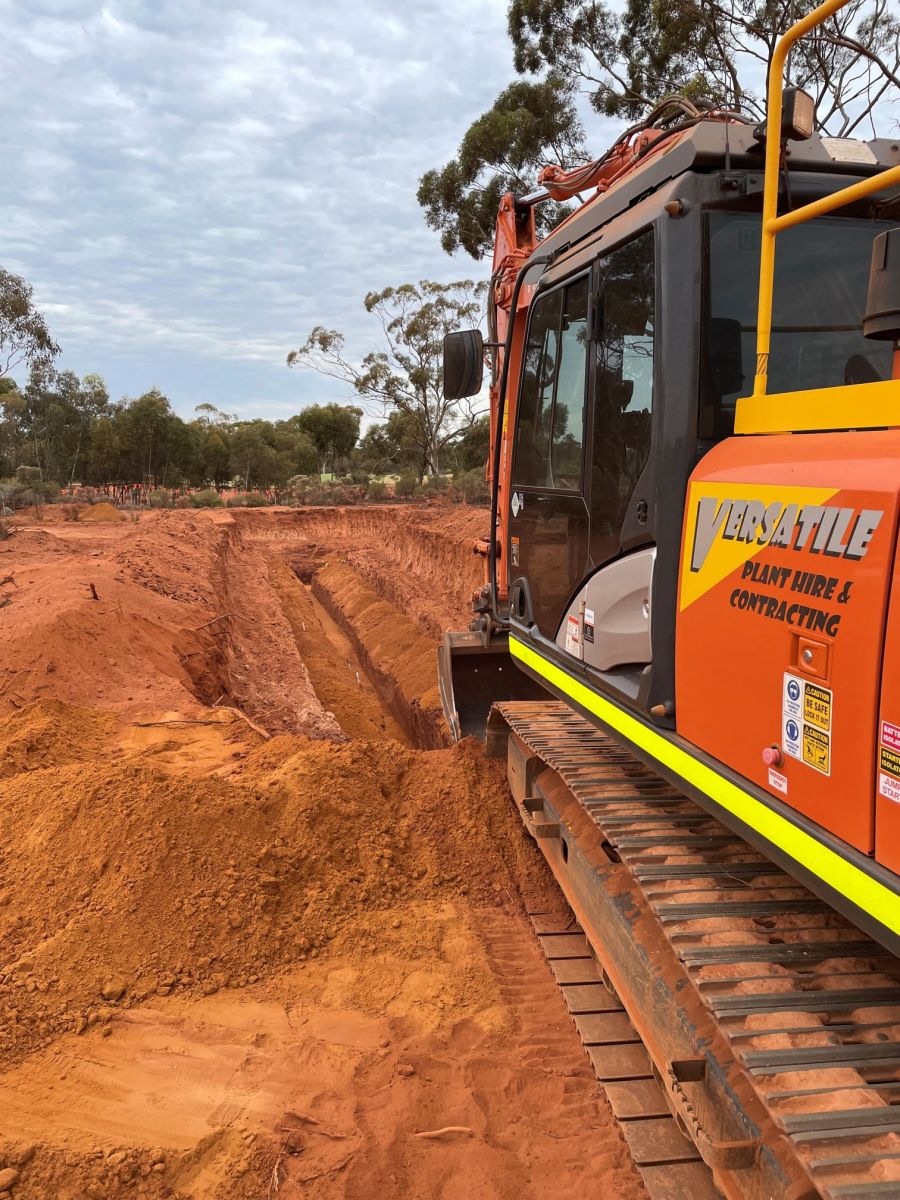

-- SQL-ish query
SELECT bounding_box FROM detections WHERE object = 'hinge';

[587,291,604,342]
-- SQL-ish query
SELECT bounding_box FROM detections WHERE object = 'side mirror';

[864,227,900,343]
[443,329,484,399]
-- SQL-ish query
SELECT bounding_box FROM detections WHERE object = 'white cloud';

[2,0,519,415]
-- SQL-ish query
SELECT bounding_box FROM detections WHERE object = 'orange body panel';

[676,430,900,854]
[876,547,900,872]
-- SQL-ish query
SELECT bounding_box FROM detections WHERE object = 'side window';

[591,232,655,561]
[550,278,589,488]
[514,277,589,490]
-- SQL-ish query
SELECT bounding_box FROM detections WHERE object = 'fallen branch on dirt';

[414,1126,473,1139]
[285,1111,319,1126]
[212,704,272,740]
[89,582,100,601]
[0,670,24,697]
[0,574,15,588]
[267,1144,287,1197]
[132,719,227,728]
[195,611,234,631]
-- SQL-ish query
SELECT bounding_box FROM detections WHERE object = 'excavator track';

[488,701,900,1200]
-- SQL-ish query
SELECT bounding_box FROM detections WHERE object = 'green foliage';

[289,280,488,478]
[148,489,174,508]
[226,492,270,508]
[418,76,585,258]
[366,480,387,501]
[417,475,449,496]
[444,414,490,475]
[454,467,491,503]
[190,488,224,508]
[292,403,362,476]
[422,0,900,258]
[0,269,60,378]
[394,473,417,498]
[0,360,359,493]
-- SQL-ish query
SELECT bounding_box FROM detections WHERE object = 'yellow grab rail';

[751,0,898,399]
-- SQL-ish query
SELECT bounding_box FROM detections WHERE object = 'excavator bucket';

[439,629,547,741]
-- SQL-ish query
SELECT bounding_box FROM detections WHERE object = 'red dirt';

[0,506,646,1200]
[233,503,487,638]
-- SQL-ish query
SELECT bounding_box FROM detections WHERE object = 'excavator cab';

[440,105,900,742]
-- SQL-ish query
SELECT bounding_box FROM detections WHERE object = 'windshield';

[702,213,893,438]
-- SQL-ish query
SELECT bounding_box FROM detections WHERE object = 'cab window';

[514,276,589,490]
[591,231,655,563]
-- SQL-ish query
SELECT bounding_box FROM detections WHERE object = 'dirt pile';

[0,512,342,738]
[0,699,114,779]
[0,704,553,1071]
[80,502,127,524]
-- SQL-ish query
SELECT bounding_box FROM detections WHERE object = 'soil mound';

[0,700,114,778]
[80,502,126,523]
[0,711,551,1069]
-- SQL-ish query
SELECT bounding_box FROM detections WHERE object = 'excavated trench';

[269,558,413,745]
[227,507,472,751]
[0,505,651,1200]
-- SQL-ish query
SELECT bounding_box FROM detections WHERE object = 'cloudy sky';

[1,0,523,419]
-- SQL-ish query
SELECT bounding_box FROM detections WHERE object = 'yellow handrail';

[752,0,894,397]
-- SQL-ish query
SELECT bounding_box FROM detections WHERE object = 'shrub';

[394,473,417,498]
[0,520,12,541]
[175,495,192,509]
[366,480,387,501]
[190,488,224,508]
[61,504,81,522]
[226,492,269,508]
[455,468,490,503]
[148,489,174,509]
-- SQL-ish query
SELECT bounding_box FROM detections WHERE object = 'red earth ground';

[0,503,646,1200]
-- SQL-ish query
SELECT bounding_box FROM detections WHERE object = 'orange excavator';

[439,2,900,1193]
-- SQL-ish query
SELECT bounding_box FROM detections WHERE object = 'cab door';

[508,274,590,642]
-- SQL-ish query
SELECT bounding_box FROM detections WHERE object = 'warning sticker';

[880,772,900,803]
[768,767,788,795]
[564,614,582,659]
[783,715,802,760]
[880,745,900,780]
[510,536,519,568]
[783,674,803,721]
[783,673,833,773]
[802,725,831,775]
[803,682,832,732]
[584,606,594,644]
[882,721,900,751]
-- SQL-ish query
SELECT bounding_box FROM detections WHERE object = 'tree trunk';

[69,422,84,487]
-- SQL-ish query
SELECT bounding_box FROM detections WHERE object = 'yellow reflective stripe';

[509,635,900,936]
